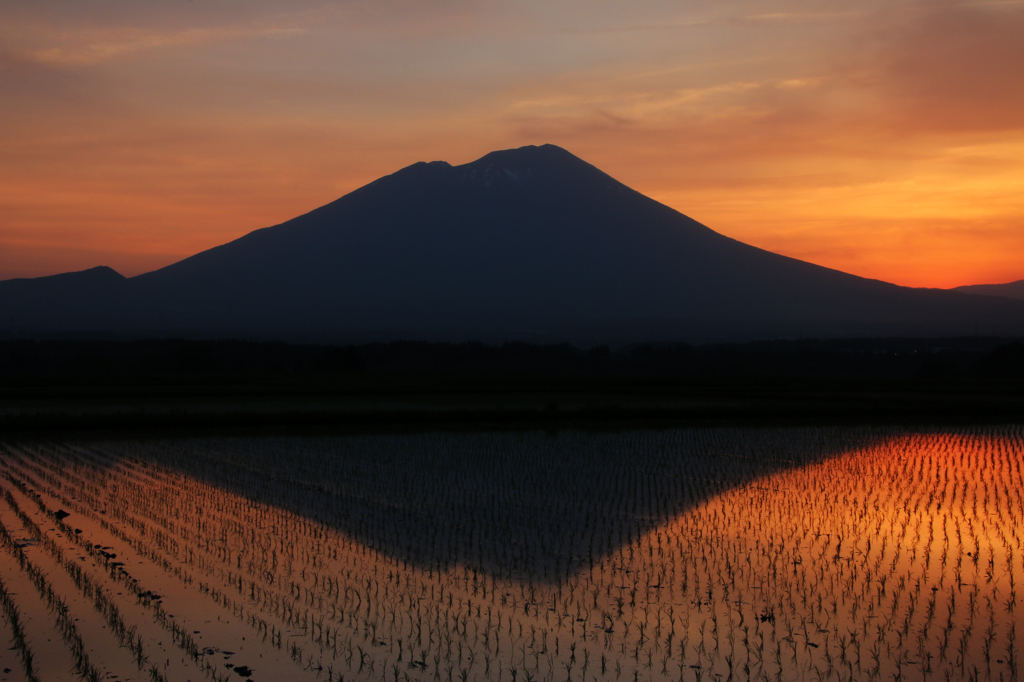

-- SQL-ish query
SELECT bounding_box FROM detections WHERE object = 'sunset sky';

[1,0,1021,288]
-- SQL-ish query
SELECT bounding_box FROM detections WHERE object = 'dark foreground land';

[1,336,1023,432]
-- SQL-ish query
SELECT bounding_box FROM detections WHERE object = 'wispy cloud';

[737,11,864,22]
[24,25,306,66]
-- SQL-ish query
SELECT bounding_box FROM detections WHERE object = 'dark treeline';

[2,337,1024,431]
[2,336,1023,388]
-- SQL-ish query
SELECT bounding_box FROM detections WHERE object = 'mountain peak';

[57,265,127,284]
[80,265,126,280]
[0,265,125,285]
[387,159,453,179]
[464,144,590,175]
[445,143,626,195]
[470,143,573,165]
[360,144,610,197]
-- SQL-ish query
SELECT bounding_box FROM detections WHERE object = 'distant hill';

[3,144,1024,343]
[0,266,129,332]
[953,280,1024,301]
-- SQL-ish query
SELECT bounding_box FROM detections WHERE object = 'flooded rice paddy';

[0,426,1021,681]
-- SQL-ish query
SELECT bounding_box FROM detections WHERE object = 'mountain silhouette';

[0,266,129,333]
[3,144,1024,342]
[953,280,1024,302]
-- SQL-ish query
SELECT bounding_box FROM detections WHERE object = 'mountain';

[0,266,129,333]
[953,280,1024,301]
[4,144,1024,343]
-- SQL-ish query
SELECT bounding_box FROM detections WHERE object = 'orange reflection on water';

[3,427,1022,681]
[637,428,1024,678]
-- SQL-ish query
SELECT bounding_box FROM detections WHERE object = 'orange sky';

[1,0,1022,288]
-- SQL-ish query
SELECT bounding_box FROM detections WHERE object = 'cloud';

[21,25,306,66]
[847,2,1024,132]
[503,1,1023,172]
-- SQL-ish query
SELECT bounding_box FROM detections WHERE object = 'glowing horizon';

[2,0,1021,289]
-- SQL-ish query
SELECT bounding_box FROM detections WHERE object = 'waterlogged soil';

[0,461,320,682]
[0,504,145,680]
[1,426,1022,682]
[0,609,31,682]
[0,536,80,681]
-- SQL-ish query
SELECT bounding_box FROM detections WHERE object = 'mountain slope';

[4,145,1024,341]
[0,266,128,333]
[953,280,1024,301]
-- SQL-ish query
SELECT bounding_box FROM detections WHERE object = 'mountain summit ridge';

[3,144,1024,342]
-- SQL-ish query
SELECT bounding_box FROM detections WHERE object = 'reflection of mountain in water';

[136,428,880,584]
